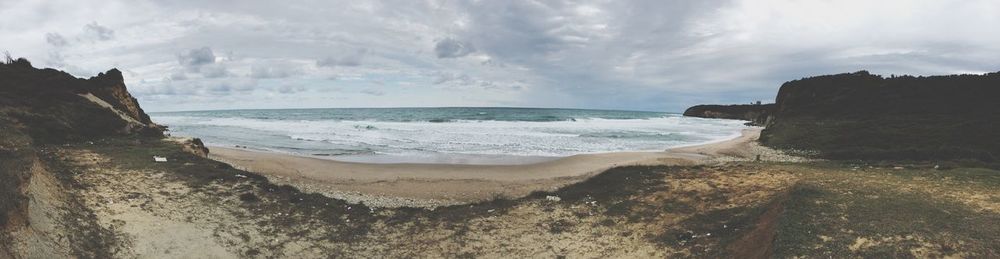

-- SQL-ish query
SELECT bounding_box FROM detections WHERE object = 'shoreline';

[303,152,562,165]
[208,128,767,207]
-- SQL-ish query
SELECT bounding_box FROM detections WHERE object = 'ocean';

[151,107,747,164]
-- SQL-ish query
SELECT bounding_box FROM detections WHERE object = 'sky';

[1,0,998,112]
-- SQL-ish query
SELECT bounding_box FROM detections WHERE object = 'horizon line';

[148,106,676,114]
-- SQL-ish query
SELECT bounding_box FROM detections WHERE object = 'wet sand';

[208,128,762,207]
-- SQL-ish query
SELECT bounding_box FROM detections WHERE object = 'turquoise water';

[151,107,746,164]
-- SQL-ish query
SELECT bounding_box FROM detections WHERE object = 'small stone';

[677,231,694,242]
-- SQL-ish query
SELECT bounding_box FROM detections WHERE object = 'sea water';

[151,107,747,164]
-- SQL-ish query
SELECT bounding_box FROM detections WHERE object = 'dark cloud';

[448,1,595,59]
[434,38,475,58]
[178,47,216,67]
[175,47,233,78]
[45,33,68,47]
[83,22,114,41]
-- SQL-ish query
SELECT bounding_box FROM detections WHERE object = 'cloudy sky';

[2,0,998,112]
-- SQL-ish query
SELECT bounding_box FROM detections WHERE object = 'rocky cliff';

[683,104,775,126]
[0,57,164,256]
[759,71,1000,160]
[84,69,155,125]
[0,58,162,143]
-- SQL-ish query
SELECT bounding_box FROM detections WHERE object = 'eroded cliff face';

[759,71,1000,160]
[85,69,154,125]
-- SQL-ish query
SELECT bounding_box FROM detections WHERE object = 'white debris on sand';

[545,195,562,202]
[153,156,168,162]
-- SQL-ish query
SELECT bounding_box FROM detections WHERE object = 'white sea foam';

[153,114,747,158]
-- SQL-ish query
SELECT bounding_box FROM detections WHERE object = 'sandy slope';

[208,128,769,207]
[16,128,990,258]
[35,142,800,258]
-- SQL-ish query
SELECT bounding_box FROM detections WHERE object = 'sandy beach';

[209,128,770,207]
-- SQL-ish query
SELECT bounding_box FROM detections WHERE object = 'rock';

[677,231,695,243]
[168,137,210,157]
[683,104,775,126]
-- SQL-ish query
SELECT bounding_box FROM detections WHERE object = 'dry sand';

[209,128,767,207]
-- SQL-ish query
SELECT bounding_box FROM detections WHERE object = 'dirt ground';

[771,162,1000,258]
[4,137,998,258]
[7,138,798,258]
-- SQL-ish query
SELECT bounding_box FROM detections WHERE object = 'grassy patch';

[772,164,1000,257]
[761,117,1000,161]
